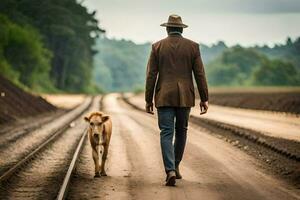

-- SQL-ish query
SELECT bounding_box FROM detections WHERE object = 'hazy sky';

[83,0,300,46]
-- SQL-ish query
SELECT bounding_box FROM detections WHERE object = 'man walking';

[145,14,209,186]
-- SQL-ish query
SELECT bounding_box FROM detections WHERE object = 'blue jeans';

[157,107,191,173]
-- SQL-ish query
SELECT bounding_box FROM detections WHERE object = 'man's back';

[145,34,208,107]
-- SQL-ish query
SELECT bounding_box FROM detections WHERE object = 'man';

[145,14,209,186]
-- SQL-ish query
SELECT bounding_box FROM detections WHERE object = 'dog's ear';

[84,116,90,122]
[102,115,110,123]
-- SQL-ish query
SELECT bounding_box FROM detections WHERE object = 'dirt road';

[68,94,300,200]
[128,94,300,142]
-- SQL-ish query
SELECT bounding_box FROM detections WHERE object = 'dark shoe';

[165,171,176,186]
[175,166,182,179]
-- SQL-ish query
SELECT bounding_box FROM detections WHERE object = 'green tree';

[221,46,263,74]
[206,47,265,86]
[0,0,104,92]
[252,59,300,86]
[0,14,54,91]
[256,37,300,70]
[206,61,239,86]
[93,37,150,92]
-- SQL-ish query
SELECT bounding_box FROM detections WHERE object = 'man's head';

[84,112,110,139]
[166,26,183,35]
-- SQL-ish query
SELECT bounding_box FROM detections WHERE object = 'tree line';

[205,38,300,86]
[93,37,150,92]
[0,0,103,92]
[92,37,300,92]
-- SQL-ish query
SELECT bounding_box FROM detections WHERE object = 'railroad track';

[0,97,93,183]
[0,111,72,151]
[0,97,95,198]
[56,123,87,200]
[0,98,84,150]
[121,95,300,162]
[0,95,103,199]
[57,95,105,200]
[0,97,93,177]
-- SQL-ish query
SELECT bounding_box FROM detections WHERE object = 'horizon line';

[98,35,300,48]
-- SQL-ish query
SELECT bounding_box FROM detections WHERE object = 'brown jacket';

[145,34,208,107]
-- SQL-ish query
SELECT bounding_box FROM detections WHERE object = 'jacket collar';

[168,31,182,37]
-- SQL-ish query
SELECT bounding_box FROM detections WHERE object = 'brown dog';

[84,112,112,177]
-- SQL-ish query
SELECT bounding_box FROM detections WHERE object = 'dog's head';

[84,112,110,140]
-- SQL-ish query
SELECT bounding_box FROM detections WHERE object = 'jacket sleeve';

[145,45,159,104]
[192,44,209,102]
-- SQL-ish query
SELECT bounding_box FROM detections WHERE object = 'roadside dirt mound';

[207,91,300,114]
[0,76,57,125]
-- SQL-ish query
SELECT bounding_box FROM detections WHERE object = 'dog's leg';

[92,146,100,177]
[100,144,108,176]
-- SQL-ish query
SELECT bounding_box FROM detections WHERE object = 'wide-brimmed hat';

[160,14,188,28]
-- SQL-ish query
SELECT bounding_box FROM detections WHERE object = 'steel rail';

[56,128,87,200]
[0,97,93,184]
[56,95,104,199]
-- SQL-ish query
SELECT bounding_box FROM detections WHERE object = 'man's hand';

[146,102,154,115]
[200,101,208,115]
